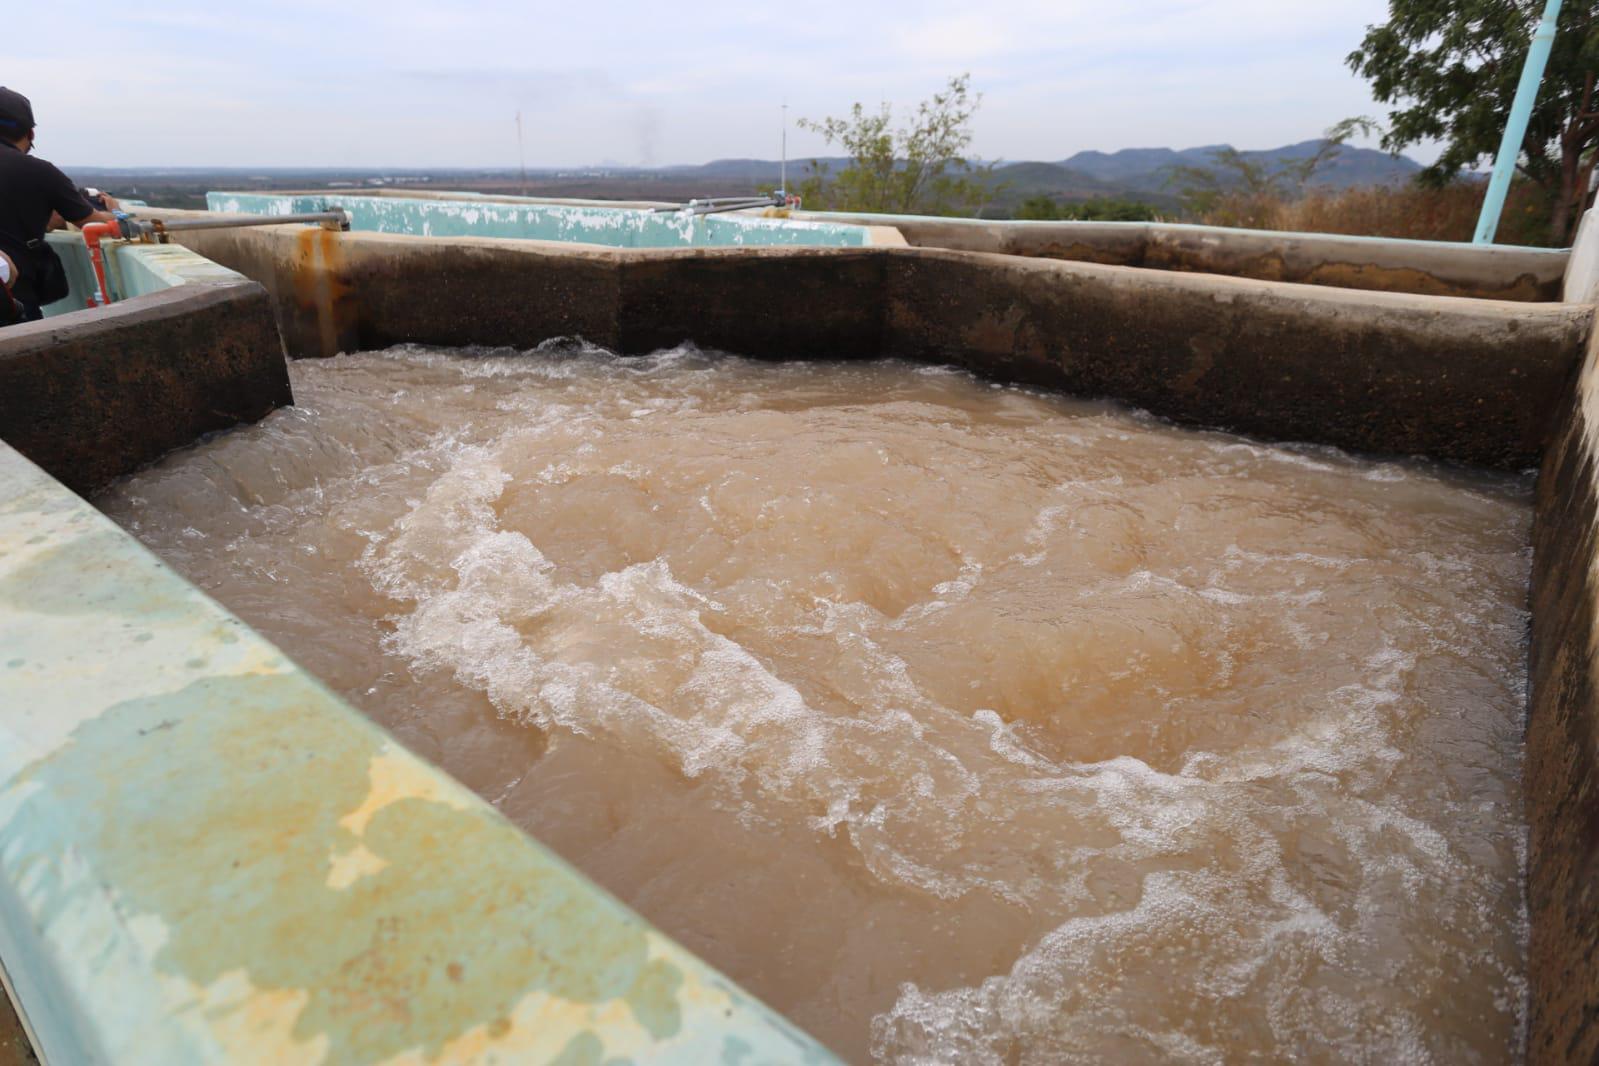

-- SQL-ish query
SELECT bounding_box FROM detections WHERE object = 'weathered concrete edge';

[881,246,1591,467]
[39,233,246,318]
[204,189,909,246]
[1526,315,1599,1064]
[0,280,244,355]
[796,211,1570,301]
[0,442,838,1065]
[206,191,878,250]
[145,220,1595,467]
[0,281,293,495]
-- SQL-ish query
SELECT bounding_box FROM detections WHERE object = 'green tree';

[797,75,995,215]
[1016,195,1063,220]
[1348,0,1599,243]
[1014,195,1158,221]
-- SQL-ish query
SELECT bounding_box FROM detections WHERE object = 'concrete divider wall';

[1527,323,1599,1064]
[352,237,621,350]
[39,231,113,317]
[883,248,1587,468]
[40,232,229,317]
[797,212,1571,302]
[161,227,622,357]
[0,282,291,494]
[157,220,1590,469]
[617,250,887,359]
[208,191,882,249]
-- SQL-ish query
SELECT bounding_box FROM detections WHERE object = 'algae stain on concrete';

[0,530,197,620]
[0,670,691,1063]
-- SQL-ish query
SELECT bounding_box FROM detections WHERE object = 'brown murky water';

[99,343,1533,1064]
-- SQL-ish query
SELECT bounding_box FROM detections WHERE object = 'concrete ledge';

[0,282,291,495]
[207,191,881,249]
[154,219,1591,468]
[797,213,1570,302]
[884,248,1590,468]
[148,227,625,359]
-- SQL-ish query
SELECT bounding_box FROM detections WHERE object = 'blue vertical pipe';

[1475,0,1564,244]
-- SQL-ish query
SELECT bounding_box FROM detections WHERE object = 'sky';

[9,0,1421,169]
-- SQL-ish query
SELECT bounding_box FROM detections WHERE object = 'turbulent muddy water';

[99,343,1533,1063]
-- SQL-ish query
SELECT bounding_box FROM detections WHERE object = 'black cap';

[0,88,34,132]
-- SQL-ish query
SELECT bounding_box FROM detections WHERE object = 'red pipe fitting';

[80,221,118,308]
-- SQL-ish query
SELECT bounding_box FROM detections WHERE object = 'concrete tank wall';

[1527,323,1599,1063]
[208,191,885,249]
[0,282,290,495]
[156,218,1590,469]
[0,240,292,495]
[882,248,1586,467]
[797,213,1570,302]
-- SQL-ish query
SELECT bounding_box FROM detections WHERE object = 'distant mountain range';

[1057,140,1422,195]
[67,140,1426,215]
[652,140,1423,210]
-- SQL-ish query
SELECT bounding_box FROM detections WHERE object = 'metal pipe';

[77,210,349,309]
[650,195,784,215]
[1474,0,1564,244]
[689,201,781,217]
[129,210,350,233]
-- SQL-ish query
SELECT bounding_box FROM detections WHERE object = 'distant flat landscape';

[64,139,1424,217]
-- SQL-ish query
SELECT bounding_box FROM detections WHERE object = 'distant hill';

[658,157,853,182]
[1057,140,1422,195]
[67,139,1426,216]
[627,140,1423,214]
[1056,146,1227,185]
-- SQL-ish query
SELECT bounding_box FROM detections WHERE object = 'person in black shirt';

[0,87,115,323]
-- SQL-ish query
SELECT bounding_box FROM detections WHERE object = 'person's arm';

[46,207,114,231]
[79,188,122,213]
[41,161,112,229]
[67,209,116,228]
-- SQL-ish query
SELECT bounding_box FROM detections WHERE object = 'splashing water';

[98,343,1533,1063]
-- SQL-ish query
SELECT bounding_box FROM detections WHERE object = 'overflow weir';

[2,189,1598,1062]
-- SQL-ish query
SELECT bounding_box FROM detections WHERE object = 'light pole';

[516,111,529,197]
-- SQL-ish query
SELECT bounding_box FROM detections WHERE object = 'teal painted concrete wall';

[207,191,874,248]
[39,235,243,317]
[39,234,101,317]
[111,241,244,297]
